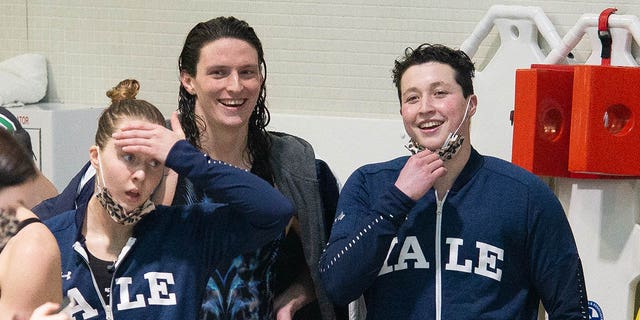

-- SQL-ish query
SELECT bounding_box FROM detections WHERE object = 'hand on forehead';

[111,112,184,165]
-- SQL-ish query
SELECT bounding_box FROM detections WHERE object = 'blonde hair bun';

[106,79,140,103]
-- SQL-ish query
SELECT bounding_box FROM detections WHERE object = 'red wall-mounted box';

[512,64,638,178]
[568,65,640,176]
[512,64,574,177]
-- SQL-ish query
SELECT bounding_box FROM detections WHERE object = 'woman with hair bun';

[43,79,293,319]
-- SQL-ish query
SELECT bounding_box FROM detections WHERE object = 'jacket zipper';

[435,191,448,320]
[73,237,137,320]
[107,237,137,319]
[72,242,111,317]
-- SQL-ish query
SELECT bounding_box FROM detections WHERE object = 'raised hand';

[394,149,447,200]
[112,111,186,165]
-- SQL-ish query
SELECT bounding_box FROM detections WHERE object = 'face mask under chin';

[95,186,155,225]
[404,134,465,161]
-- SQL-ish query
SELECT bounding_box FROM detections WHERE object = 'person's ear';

[89,145,100,170]
[468,95,478,118]
[180,71,196,95]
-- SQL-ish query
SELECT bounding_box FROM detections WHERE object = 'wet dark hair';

[0,129,37,190]
[95,79,166,148]
[178,16,273,182]
[392,43,475,104]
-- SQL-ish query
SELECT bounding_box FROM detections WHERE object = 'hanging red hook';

[598,7,618,66]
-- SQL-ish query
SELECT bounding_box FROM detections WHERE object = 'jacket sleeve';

[318,168,415,305]
[527,184,589,320]
[165,140,294,248]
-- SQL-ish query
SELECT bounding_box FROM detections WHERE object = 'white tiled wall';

[1,0,639,116]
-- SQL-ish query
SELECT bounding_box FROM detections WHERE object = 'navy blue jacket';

[320,148,588,320]
[45,140,293,319]
[34,161,94,221]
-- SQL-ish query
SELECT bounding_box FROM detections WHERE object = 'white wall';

[268,111,407,186]
[2,0,639,116]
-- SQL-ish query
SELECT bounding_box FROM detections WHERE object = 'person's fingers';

[171,111,186,139]
[30,302,60,317]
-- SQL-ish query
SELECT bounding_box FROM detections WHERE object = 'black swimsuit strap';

[17,217,42,233]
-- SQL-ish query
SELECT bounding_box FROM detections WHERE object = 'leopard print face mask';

[0,208,20,252]
[95,149,155,225]
[404,135,464,161]
[404,138,426,155]
[96,187,155,225]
